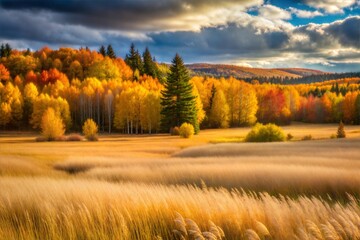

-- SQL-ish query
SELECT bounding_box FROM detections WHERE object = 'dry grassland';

[0,123,360,239]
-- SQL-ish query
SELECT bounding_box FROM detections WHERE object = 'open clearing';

[1,123,360,239]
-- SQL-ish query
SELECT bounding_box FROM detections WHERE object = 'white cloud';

[303,0,356,13]
[258,5,292,20]
[289,7,323,18]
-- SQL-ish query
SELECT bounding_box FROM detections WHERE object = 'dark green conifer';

[0,44,5,58]
[106,44,116,59]
[125,43,143,80]
[142,47,158,78]
[337,121,346,138]
[160,54,199,133]
[99,45,106,57]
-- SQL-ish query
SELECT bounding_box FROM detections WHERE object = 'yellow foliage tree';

[209,89,229,128]
[41,107,65,141]
[140,90,161,134]
[0,102,11,127]
[179,122,194,138]
[31,94,71,129]
[82,118,98,141]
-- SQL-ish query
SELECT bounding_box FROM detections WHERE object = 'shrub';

[55,135,67,141]
[170,126,180,136]
[330,134,336,139]
[245,123,285,142]
[179,123,194,138]
[301,135,313,141]
[35,136,47,142]
[286,133,294,141]
[337,121,346,138]
[66,134,84,141]
[41,107,65,141]
[82,119,98,141]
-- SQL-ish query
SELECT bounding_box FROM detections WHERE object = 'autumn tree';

[209,88,229,128]
[104,89,114,133]
[257,87,287,124]
[343,91,357,124]
[23,82,39,123]
[3,55,40,78]
[86,58,120,80]
[82,118,98,141]
[224,78,258,126]
[0,64,10,83]
[0,102,11,127]
[160,54,198,133]
[41,107,65,141]
[68,60,83,80]
[140,90,161,134]
[355,94,360,124]
[31,94,71,129]
[10,86,23,127]
[114,87,146,134]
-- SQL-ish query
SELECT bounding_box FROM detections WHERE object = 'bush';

[82,119,98,141]
[337,121,346,138]
[66,134,84,141]
[286,133,294,141]
[55,135,67,141]
[330,134,336,139]
[35,136,47,142]
[170,126,180,136]
[41,107,65,141]
[245,123,285,142]
[301,135,313,141]
[179,123,195,138]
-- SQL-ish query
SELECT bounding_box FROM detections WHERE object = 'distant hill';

[186,63,326,79]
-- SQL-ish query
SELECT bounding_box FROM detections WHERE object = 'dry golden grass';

[1,123,360,239]
[51,138,360,198]
[0,177,359,240]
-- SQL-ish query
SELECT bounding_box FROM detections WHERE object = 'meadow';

[1,123,360,239]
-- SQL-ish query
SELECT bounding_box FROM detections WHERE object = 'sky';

[0,0,359,72]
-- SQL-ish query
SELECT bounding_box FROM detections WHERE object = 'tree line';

[1,44,360,135]
[243,72,360,85]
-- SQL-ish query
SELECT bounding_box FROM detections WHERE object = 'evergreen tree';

[335,82,340,95]
[24,48,31,56]
[0,43,11,58]
[209,84,216,111]
[106,44,116,59]
[337,121,346,138]
[125,43,143,79]
[356,94,360,124]
[99,45,106,57]
[4,43,11,57]
[0,44,5,58]
[142,47,158,78]
[160,54,199,133]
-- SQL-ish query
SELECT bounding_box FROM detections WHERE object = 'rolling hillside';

[187,63,326,79]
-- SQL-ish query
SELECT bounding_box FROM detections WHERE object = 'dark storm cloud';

[326,16,360,48]
[0,8,104,45]
[0,0,358,71]
[0,0,262,31]
[293,16,360,50]
[149,23,290,58]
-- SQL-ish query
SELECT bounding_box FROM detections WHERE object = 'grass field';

[1,123,360,239]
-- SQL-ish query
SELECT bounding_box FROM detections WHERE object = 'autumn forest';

[1,44,360,135]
